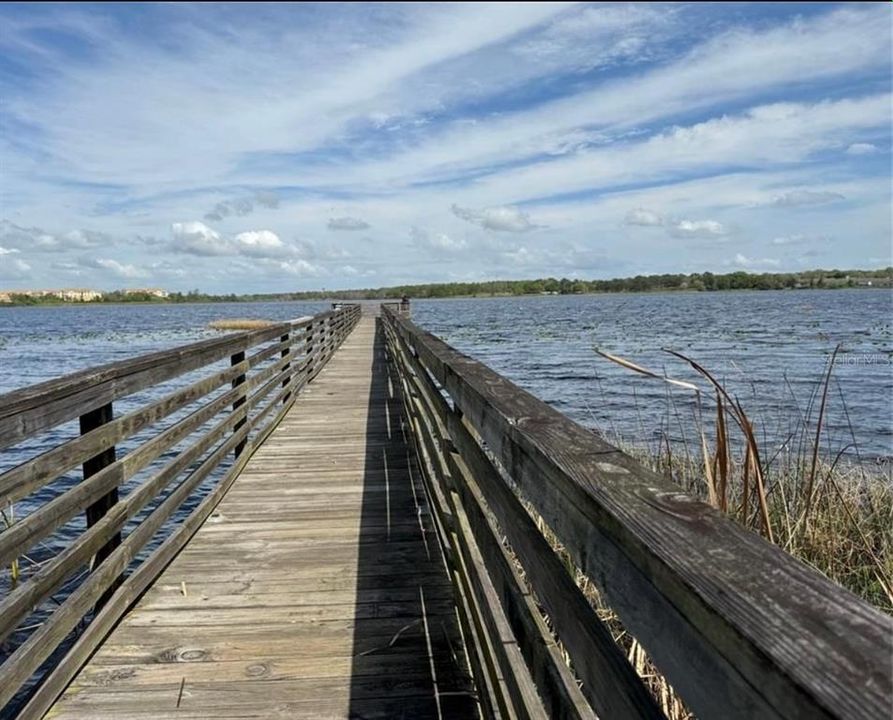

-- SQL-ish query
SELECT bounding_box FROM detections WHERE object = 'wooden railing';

[381,304,892,720]
[0,303,360,716]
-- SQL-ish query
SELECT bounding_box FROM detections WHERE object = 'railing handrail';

[0,303,361,718]
[0,312,344,452]
[380,304,892,720]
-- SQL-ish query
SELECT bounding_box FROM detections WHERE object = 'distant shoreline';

[2,267,890,307]
[2,285,890,309]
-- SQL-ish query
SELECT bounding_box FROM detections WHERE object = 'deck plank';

[48,315,477,719]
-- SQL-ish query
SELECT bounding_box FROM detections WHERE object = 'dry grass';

[517,345,893,719]
[208,318,275,331]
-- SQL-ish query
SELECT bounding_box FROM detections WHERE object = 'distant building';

[56,288,104,302]
[125,288,169,298]
[0,288,105,302]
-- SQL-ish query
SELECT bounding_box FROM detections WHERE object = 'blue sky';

[0,2,890,292]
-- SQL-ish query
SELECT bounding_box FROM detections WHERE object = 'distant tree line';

[290,267,892,299]
[4,268,891,306]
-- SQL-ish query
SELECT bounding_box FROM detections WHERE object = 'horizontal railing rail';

[0,303,361,717]
[380,304,892,720]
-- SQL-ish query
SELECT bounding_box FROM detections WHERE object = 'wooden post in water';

[231,351,247,458]
[79,402,121,609]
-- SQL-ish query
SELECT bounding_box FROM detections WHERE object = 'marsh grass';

[207,318,275,331]
[521,346,892,718]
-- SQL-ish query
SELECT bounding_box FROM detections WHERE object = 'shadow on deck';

[348,319,477,718]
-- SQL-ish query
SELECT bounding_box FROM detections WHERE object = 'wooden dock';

[1,302,890,720]
[45,315,475,719]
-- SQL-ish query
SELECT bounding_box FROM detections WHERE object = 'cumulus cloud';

[624,208,664,226]
[410,226,467,251]
[277,259,320,276]
[451,204,536,232]
[731,253,780,268]
[772,190,845,207]
[667,219,728,238]
[234,230,289,257]
[171,221,230,255]
[172,222,301,260]
[846,142,879,155]
[327,216,371,231]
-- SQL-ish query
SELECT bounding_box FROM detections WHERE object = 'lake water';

[1,290,891,460]
[413,290,893,462]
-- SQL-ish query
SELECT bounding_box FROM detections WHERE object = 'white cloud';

[171,221,229,256]
[234,230,288,258]
[451,204,536,232]
[772,190,846,207]
[277,258,320,276]
[668,219,728,238]
[0,246,19,255]
[732,253,780,268]
[846,142,879,155]
[624,208,664,226]
[327,216,371,231]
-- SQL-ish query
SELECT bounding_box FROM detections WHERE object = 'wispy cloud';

[772,190,846,207]
[846,142,879,156]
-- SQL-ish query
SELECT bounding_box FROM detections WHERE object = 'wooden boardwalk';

[47,315,476,719]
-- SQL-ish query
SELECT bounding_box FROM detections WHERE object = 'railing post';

[281,331,291,405]
[79,401,121,609]
[305,320,315,379]
[231,351,247,458]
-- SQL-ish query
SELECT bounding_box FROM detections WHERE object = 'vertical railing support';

[281,331,292,405]
[231,351,247,458]
[305,320,315,380]
[79,401,121,609]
